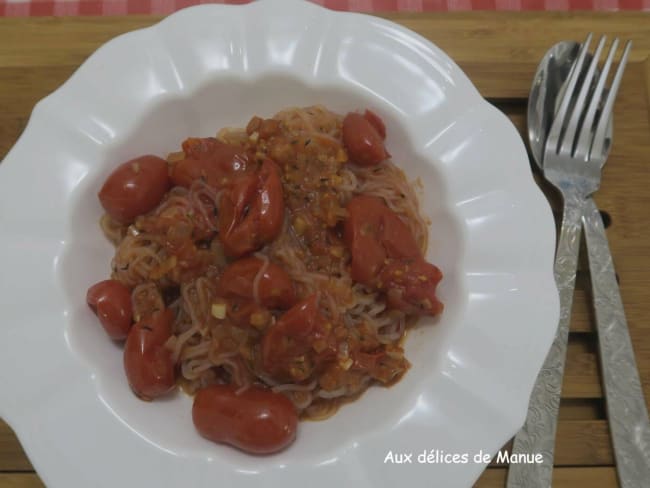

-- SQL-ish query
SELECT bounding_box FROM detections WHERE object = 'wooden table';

[1,12,649,488]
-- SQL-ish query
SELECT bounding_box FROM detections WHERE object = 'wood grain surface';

[1,12,649,488]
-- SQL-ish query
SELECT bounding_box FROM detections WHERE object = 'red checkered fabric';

[1,0,649,17]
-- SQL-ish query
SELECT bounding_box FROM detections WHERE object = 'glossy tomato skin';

[257,159,284,245]
[123,309,176,401]
[218,159,284,258]
[98,155,170,224]
[344,195,385,284]
[344,195,419,285]
[363,109,386,140]
[86,280,133,340]
[192,384,297,454]
[217,256,295,309]
[261,294,333,380]
[380,258,443,316]
[378,206,421,259]
[344,195,443,316]
[342,112,389,167]
[170,137,249,189]
[218,173,258,257]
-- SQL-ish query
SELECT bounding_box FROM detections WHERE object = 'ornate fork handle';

[582,198,650,488]
[506,192,586,488]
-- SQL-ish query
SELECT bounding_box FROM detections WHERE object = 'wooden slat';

[558,398,604,420]
[380,12,650,98]
[475,467,618,487]
[571,291,594,334]
[564,337,602,399]
[0,66,77,159]
[0,17,157,68]
[555,421,613,466]
[0,421,31,472]
[646,56,650,113]
[0,14,649,96]
[492,420,613,467]
[569,270,595,333]
[0,474,45,488]
[562,332,650,398]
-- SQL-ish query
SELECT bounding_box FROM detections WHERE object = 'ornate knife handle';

[506,194,586,488]
[582,198,650,488]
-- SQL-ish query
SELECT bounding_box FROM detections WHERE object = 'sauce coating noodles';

[91,106,442,448]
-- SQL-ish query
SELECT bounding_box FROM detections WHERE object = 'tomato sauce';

[88,105,443,454]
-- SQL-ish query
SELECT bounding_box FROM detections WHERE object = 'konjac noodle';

[86,105,443,454]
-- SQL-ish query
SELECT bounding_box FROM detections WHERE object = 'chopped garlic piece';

[336,148,348,163]
[250,311,270,329]
[293,216,308,235]
[211,303,226,319]
[312,339,327,353]
[330,246,344,258]
[339,358,353,371]
[166,151,185,163]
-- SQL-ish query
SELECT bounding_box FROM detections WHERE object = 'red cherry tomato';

[217,256,296,309]
[352,349,409,384]
[218,159,284,258]
[170,137,249,189]
[375,203,421,259]
[344,195,385,284]
[124,309,176,401]
[342,112,389,167]
[262,294,332,379]
[98,155,171,224]
[363,109,386,140]
[86,280,133,340]
[256,160,285,245]
[380,258,443,316]
[192,384,297,454]
[344,195,420,284]
[344,195,443,316]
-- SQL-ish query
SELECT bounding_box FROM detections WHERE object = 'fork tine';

[560,35,607,157]
[574,38,620,161]
[589,40,632,161]
[545,33,593,155]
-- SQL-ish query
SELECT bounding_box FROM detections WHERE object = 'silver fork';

[507,35,650,488]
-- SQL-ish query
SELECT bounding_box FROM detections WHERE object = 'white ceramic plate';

[0,1,559,487]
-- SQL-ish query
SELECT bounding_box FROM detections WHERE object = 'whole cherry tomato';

[342,112,389,167]
[363,109,386,140]
[218,159,284,257]
[86,280,133,340]
[217,256,296,309]
[123,309,176,401]
[344,195,419,284]
[170,137,249,189]
[98,155,170,224]
[344,195,443,316]
[192,384,297,454]
[256,160,285,246]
